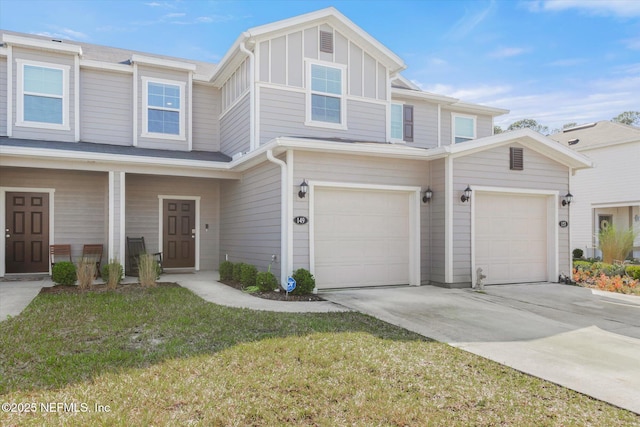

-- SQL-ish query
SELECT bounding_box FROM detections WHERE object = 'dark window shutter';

[510,147,524,170]
[320,31,334,54]
[403,104,414,142]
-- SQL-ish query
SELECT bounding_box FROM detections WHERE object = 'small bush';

[598,225,637,264]
[573,260,592,271]
[138,253,158,288]
[256,271,278,292]
[240,264,258,287]
[626,265,640,280]
[572,248,584,259]
[219,261,234,281]
[52,261,77,285]
[232,262,246,282]
[102,259,124,290]
[76,258,96,290]
[291,268,315,295]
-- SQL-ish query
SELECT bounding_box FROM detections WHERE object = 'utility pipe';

[266,149,288,286]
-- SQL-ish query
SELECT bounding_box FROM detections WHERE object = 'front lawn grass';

[1,285,638,426]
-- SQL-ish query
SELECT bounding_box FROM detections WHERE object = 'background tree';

[493,125,503,134]
[611,111,640,126]
[507,118,549,135]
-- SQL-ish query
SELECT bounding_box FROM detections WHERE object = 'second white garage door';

[313,187,411,289]
[475,192,548,284]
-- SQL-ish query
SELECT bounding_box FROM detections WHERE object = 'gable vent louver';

[320,31,334,54]
[510,147,524,170]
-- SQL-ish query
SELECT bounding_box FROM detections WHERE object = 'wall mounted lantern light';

[422,187,433,203]
[298,179,308,198]
[562,192,573,206]
[460,185,472,203]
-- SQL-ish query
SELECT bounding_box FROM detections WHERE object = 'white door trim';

[157,195,201,270]
[470,186,559,287]
[308,181,421,287]
[0,187,56,277]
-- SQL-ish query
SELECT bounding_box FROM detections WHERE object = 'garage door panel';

[314,187,412,289]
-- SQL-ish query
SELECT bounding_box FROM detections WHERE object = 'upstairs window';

[391,103,414,142]
[17,60,69,129]
[142,78,185,139]
[306,62,346,129]
[453,114,476,143]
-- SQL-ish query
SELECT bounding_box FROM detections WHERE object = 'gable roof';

[549,120,640,151]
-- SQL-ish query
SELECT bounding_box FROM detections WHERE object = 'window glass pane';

[24,65,63,96]
[148,109,179,135]
[311,64,341,95]
[391,104,403,139]
[311,94,340,124]
[455,116,475,138]
[148,82,180,109]
[24,95,62,124]
[455,136,472,144]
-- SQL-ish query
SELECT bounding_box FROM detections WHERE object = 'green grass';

[1,285,638,426]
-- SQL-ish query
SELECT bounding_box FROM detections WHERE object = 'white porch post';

[108,171,126,266]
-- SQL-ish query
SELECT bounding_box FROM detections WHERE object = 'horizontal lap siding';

[1,167,107,260]
[220,94,250,156]
[259,86,386,145]
[220,162,281,280]
[429,159,446,283]
[392,96,438,149]
[126,175,220,270]
[453,143,570,283]
[80,69,132,145]
[192,84,221,152]
[292,151,430,279]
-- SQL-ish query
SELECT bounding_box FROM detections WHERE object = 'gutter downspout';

[266,149,288,287]
[239,34,256,151]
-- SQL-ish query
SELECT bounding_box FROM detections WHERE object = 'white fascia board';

[391,87,458,105]
[448,101,509,116]
[571,138,640,152]
[80,59,133,74]
[2,34,83,55]
[392,75,421,91]
[447,128,594,170]
[209,33,248,86]
[130,54,197,72]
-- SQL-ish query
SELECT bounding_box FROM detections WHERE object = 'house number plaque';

[559,220,568,228]
[294,216,308,225]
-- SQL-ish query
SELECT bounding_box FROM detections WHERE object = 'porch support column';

[108,171,126,266]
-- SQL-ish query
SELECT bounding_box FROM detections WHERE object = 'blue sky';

[1,0,639,131]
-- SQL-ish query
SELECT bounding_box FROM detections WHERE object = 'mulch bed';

[40,282,181,295]
[219,279,324,302]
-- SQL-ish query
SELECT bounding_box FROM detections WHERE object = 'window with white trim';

[306,62,345,128]
[142,78,185,139]
[390,103,414,142]
[453,114,476,143]
[17,60,69,129]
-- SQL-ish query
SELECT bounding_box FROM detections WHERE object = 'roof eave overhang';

[391,87,458,105]
[447,101,509,117]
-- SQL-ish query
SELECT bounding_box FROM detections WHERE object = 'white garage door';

[314,187,411,289]
[475,192,548,284]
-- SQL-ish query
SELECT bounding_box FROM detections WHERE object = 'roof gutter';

[266,149,289,287]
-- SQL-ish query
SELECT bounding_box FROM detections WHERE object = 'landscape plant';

[291,268,315,295]
[255,271,278,292]
[219,261,234,281]
[232,262,246,282]
[240,264,258,287]
[101,259,124,290]
[138,253,158,287]
[51,261,76,285]
[572,248,584,259]
[76,258,96,290]
[598,224,637,264]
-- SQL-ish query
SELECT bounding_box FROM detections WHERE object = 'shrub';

[232,262,246,282]
[572,248,584,259]
[76,258,96,290]
[256,271,278,292]
[52,261,77,285]
[291,268,315,295]
[590,262,625,277]
[219,261,234,281]
[138,253,158,288]
[573,260,592,271]
[240,264,258,287]
[101,259,124,290]
[598,225,637,264]
[626,265,640,280]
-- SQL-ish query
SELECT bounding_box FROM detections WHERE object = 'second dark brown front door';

[163,199,196,268]
[5,192,50,274]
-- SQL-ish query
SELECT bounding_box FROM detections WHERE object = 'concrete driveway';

[322,283,640,414]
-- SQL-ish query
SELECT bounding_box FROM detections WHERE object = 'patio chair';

[82,244,104,277]
[126,237,163,276]
[50,244,72,269]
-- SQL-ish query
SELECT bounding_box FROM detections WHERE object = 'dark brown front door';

[5,192,50,273]
[163,199,196,268]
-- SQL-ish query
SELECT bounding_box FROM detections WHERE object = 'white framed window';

[390,103,414,142]
[16,59,70,130]
[142,77,186,140]
[452,113,476,143]
[305,61,346,129]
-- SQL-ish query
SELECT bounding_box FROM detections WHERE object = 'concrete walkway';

[322,283,640,414]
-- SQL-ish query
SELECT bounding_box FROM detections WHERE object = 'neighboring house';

[0,7,592,289]
[550,121,640,260]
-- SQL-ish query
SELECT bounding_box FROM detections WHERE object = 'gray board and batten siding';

[192,83,221,152]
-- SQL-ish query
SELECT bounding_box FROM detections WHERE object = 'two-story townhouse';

[0,7,592,289]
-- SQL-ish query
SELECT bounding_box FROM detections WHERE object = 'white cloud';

[624,37,640,50]
[165,13,186,18]
[528,0,640,18]
[489,47,527,58]
[445,0,496,40]
[546,58,587,67]
[35,27,88,41]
